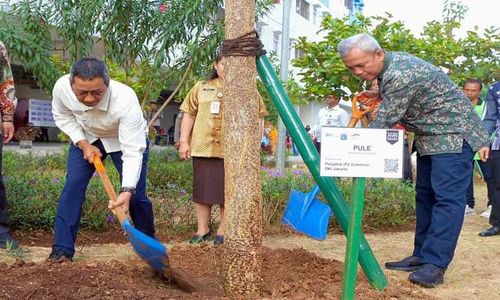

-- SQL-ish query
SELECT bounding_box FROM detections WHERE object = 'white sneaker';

[480,205,492,218]
[465,205,476,216]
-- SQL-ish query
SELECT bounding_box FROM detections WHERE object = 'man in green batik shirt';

[337,33,489,288]
[463,78,494,217]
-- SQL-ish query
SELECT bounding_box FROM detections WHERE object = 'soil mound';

[0,245,431,299]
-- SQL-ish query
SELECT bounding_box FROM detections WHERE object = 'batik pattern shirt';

[370,51,489,155]
[482,82,500,150]
[180,78,268,158]
[0,42,17,123]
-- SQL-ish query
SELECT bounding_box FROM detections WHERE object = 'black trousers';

[489,150,500,226]
[402,140,413,182]
[315,141,321,154]
[0,141,9,234]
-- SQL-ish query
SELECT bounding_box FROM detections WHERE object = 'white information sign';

[29,99,56,127]
[320,127,404,178]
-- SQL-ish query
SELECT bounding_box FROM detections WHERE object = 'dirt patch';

[13,228,194,248]
[263,183,500,300]
[13,229,127,248]
[3,178,493,299]
[0,245,430,299]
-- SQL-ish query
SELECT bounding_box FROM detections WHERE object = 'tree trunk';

[222,0,263,298]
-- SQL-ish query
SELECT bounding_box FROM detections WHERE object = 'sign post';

[320,127,404,178]
[320,127,404,300]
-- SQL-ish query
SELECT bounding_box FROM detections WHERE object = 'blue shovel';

[93,156,201,292]
[282,184,333,240]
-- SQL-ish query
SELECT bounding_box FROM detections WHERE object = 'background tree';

[293,2,499,100]
[0,1,61,90]
[0,0,275,107]
[257,53,302,125]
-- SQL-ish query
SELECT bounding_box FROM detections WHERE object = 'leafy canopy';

[293,2,499,100]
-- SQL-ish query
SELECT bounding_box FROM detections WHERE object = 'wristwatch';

[120,186,136,195]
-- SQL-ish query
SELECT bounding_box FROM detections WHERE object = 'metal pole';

[341,177,367,300]
[276,0,291,173]
[256,55,388,290]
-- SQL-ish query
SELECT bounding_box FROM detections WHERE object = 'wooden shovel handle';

[93,155,129,224]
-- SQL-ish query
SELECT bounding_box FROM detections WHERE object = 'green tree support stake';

[341,177,367,299]
[256,54,388,290]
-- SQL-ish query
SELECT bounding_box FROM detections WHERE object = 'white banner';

[320,127,404,178]
[29,99,56,127]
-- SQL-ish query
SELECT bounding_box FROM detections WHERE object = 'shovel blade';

[283,189,332,240]
[122,220,167,272]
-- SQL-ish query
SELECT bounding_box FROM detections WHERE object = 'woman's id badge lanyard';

[211,91,223,114]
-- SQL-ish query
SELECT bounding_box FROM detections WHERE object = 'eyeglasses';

[73,89,106,98]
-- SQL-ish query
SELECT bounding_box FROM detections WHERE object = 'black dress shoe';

[385,255,423,271]
[479,226,500,237]
[47,249,73,262]
[409,263,445,288]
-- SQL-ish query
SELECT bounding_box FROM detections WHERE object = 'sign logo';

[340,133,348,141]
[386,130,400,145]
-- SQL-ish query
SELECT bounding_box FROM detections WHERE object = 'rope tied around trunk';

[221,30,267,58]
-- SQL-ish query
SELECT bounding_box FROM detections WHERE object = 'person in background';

[0,42,18,249]
[50,57,156,261]
[173,111,183,149]
[167,125,174,145]
[463,78,494,217]
[338,33,489,287]
[479,81,500,237]
[268,123,278,154]
[305,124,316,144]
[178,52,267,246]
[312,94,349,153]
[39,127,49,142]
[148,101,163,145]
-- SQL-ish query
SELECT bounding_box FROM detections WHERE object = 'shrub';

[334,178,416,229]
[4,150,118,231]
[261,167,315,227]
[3,148,416,234]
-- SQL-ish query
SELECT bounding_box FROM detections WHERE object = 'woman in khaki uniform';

[178,53,267,245]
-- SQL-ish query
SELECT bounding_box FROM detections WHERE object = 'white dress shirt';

[314,105,349,142]
[52,74,148,188]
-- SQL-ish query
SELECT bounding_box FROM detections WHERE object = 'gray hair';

[70,57,110,86]
[337,33,382,57]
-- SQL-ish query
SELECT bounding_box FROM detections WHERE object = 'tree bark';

[222,0,263,298]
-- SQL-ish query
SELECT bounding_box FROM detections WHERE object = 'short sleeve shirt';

[180,78,268,158]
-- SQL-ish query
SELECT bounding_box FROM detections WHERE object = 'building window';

[289,39,295,57]
[296,0,310,20]
[295,48,305,59]
[313,6,318,24]
[344,0,352,10]
[273,31,281,53]
[322,11,329,21]
[256,21,264,37]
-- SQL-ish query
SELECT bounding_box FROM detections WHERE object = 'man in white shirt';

[49,58,156,261]
[313,95,349,152]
